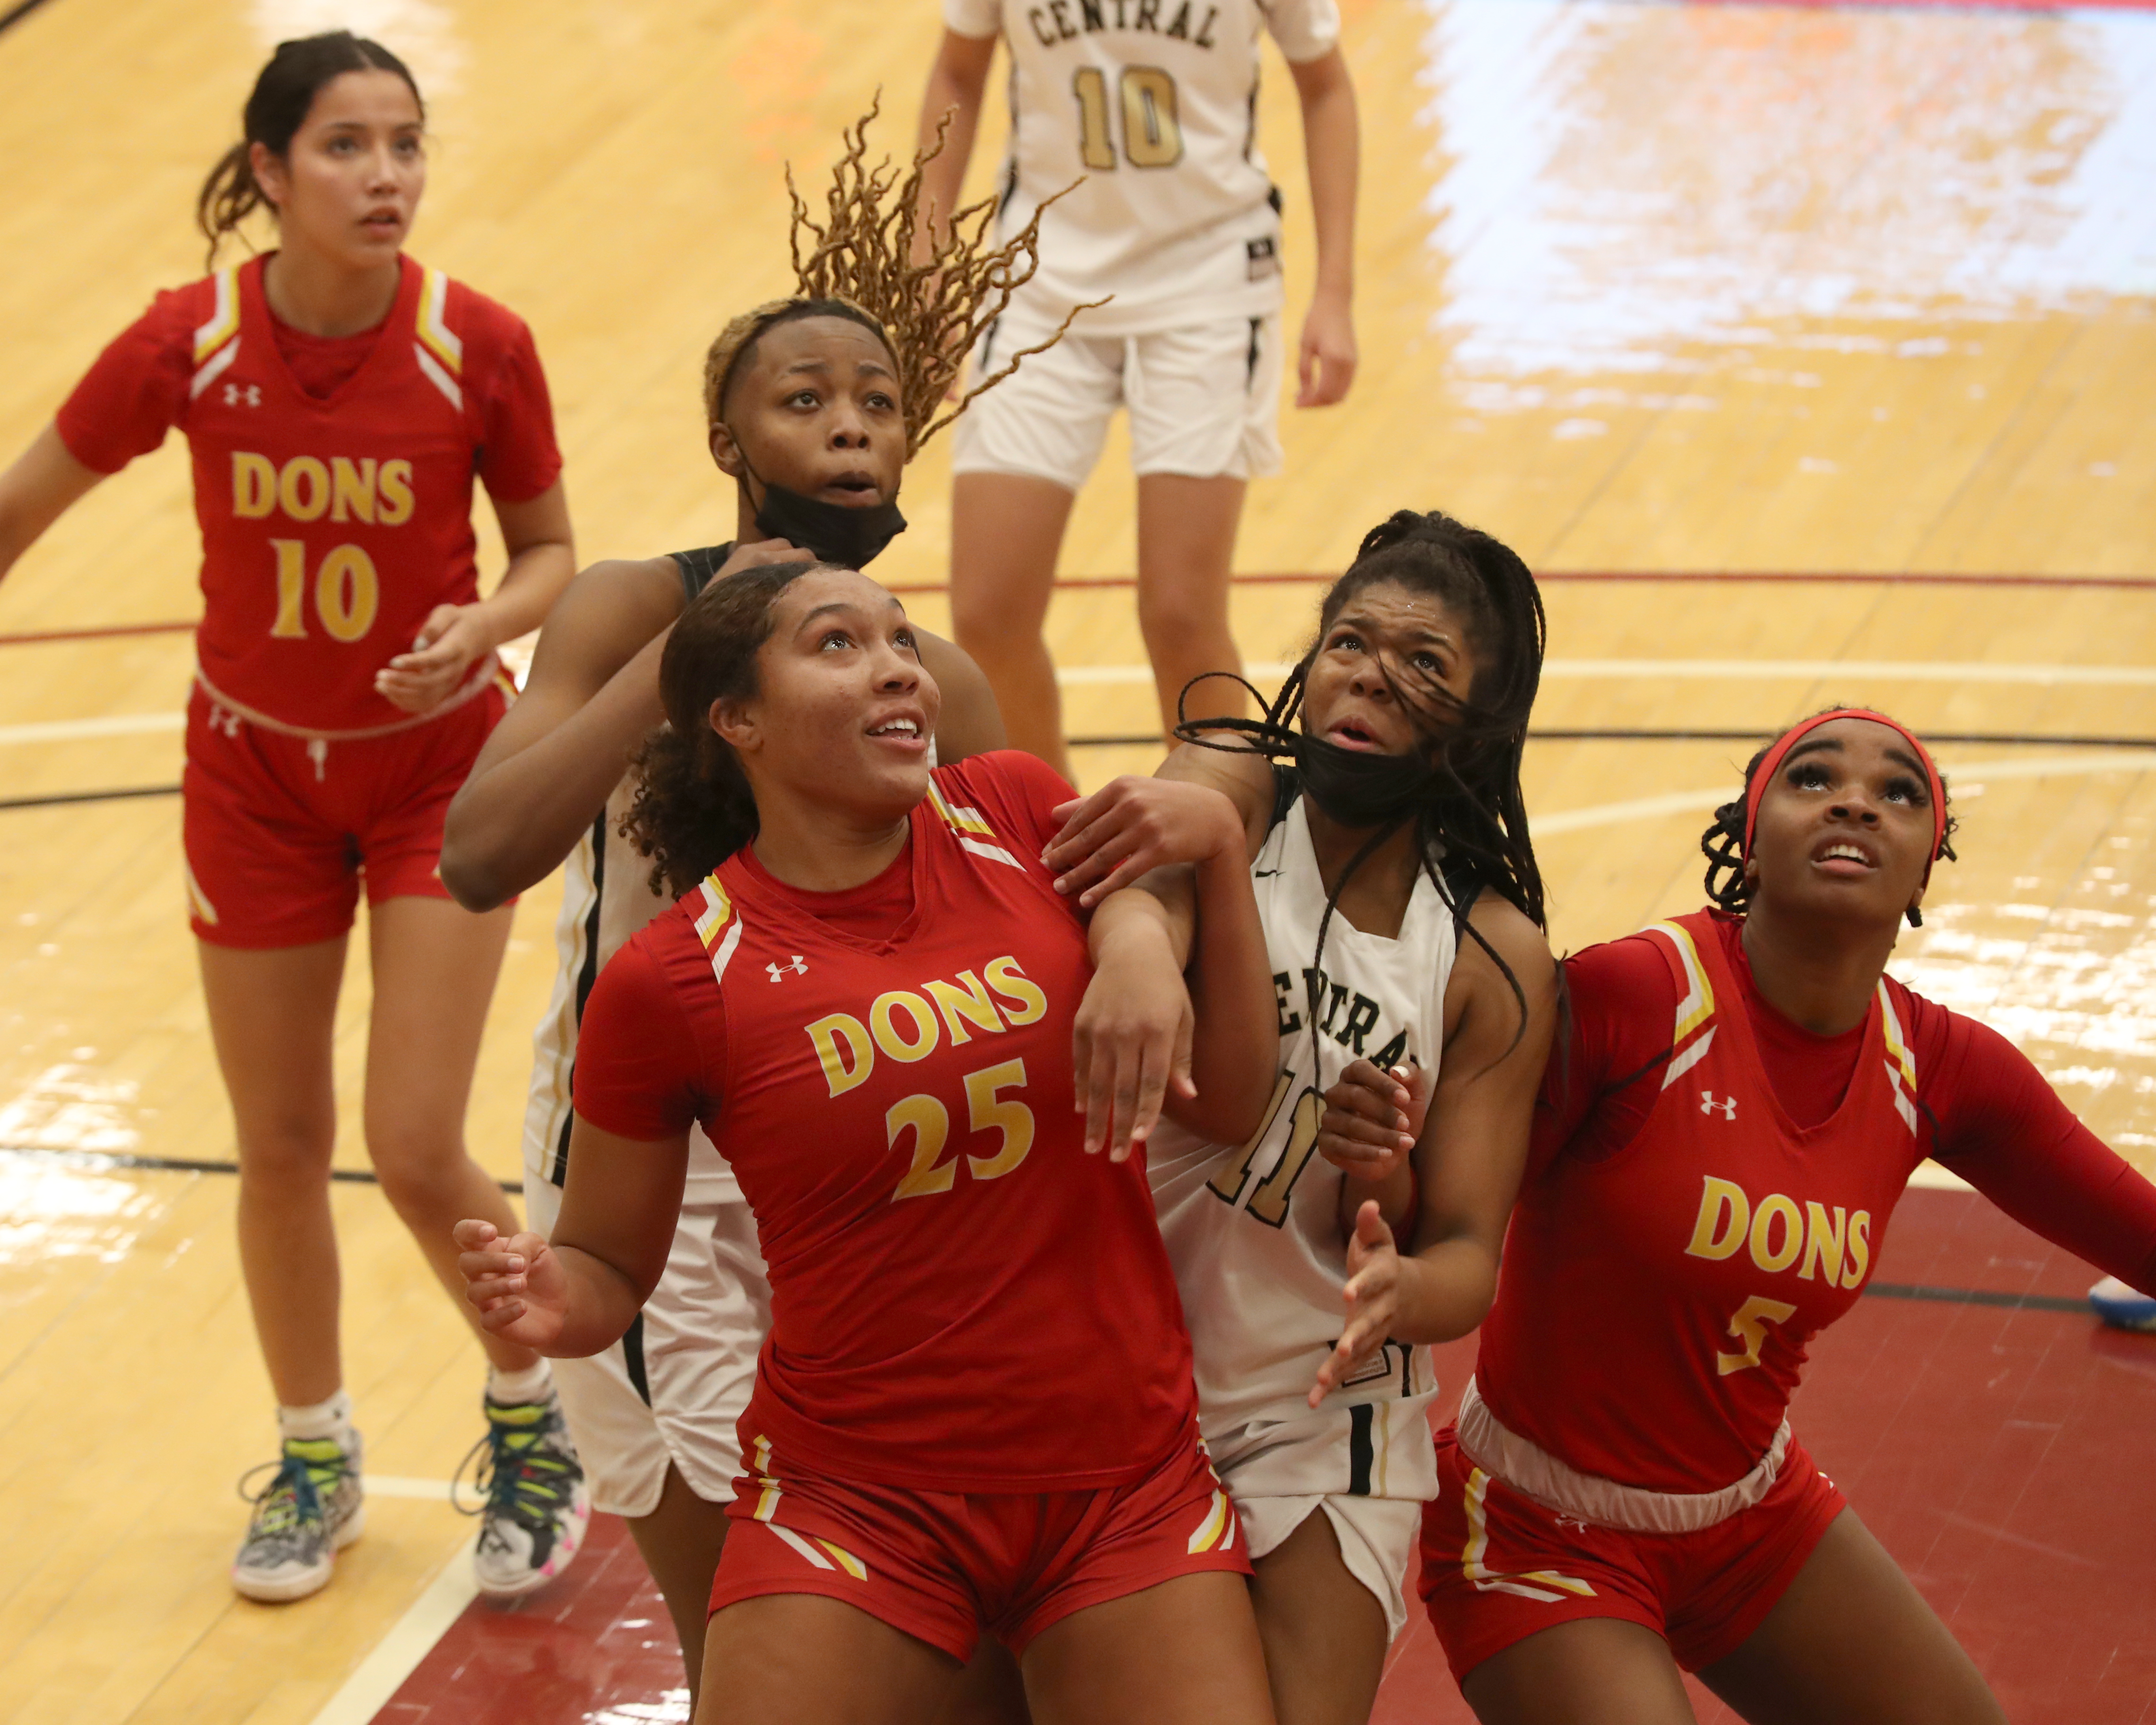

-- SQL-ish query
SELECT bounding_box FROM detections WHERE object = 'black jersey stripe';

[1348,1403,1375,1497]
[550,810,610,1188]
[623,1312,652,1406]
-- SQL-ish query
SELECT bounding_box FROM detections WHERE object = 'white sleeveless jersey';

[1150,794,1460,1440]
[943,0,1341,335]
[522,776,737,1203]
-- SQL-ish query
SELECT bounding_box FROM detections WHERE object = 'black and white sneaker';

[459,1390,591,1598]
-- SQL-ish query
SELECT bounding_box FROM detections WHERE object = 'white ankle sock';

[487,1361,552,1404]
[278,1390,355,1445]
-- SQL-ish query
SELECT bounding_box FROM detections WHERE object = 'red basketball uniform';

[57,253,560,944]
[574,751,1244,1655]
[1424,908,1919,1675]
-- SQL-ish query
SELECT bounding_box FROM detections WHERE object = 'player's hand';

[718,537,808,576]
[1073,919,1197,1161]
[1311,1200,1400,1406]
[1318,1059,1428,1179]
[1042,777,1242,908]
[454,1219,567,1349]
[376,602,495,714]
[1296,286,1357,409]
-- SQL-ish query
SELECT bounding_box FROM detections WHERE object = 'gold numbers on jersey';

[1207,1072,1323,1229]
[888,1057,1036,1201]
[1071,65,1186,172]
[1716,1293,1799,1377]
[268,540,381,643]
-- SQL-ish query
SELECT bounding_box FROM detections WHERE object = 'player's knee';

[364,1126,467,1216]
[1136,582,1233,653]
[235,1116,336,1187]
[948,583,1046,652]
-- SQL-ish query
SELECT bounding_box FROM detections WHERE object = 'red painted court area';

[379,1188,2156,1724]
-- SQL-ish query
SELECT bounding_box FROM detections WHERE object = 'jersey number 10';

[1073,66,1186,170]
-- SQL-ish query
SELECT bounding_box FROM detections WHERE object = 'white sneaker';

[2089,1275,2156,1333]
[232,1432,365,1603]
[461,1390,591,1598]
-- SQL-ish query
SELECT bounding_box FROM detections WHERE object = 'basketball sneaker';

[460,1388,591,1598]
[2089,1275,2156,1332]
[232,1431,365,1603]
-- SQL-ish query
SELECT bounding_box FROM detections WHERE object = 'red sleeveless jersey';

[56,253,560,733]
[1477,909,1927,1493]
[574,752,1201,1493]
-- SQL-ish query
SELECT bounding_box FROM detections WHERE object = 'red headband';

[1743,708,1947,880]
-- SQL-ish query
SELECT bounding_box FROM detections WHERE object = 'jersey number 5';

[1717,1293,1798,1377]
[1073,66,1185,170]
[888,1058,1036,1201]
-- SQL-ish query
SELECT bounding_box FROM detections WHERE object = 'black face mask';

[1295,730,1440,830]
[729,439,908,569]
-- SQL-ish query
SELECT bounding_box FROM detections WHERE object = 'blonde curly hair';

[701,93,1097,459]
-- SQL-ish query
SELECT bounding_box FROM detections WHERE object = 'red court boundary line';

[3,571,2151,644]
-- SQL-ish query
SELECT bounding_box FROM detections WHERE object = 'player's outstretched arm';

[0,425,108,586]
[1288,46,1360,409]
[913,27,998,259]
[915,630,1008,760]
[375,479,576,715]
[453,1115,687,1356]
[1312,896,1555,1401]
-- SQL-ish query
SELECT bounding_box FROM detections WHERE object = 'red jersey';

[56,253,560,734]
[574,751,1201,1494]
[1477,908,2156,1494]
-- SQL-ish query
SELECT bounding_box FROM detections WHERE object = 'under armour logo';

[1700,1091,1737,1121]
[223,382,261,408]
[208,704,243,739]
[766,956,808,981]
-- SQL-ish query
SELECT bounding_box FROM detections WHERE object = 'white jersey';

[1150,790,1463,1442]
[944,0,1341,335]
[522,549,744,1205]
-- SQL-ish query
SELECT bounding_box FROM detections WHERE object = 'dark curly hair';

[1178,508,1550,1048]
[621,561,827,896]
[1700,711,1960,924]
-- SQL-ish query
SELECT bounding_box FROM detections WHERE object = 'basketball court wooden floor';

[1,0,2152,1720]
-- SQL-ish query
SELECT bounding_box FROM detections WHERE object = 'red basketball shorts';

[181,677,511,950]
[1419,1428,1845,1681]
[710,1431,1251,1661]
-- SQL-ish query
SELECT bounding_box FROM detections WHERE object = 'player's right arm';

[438,554,689,910]
[0,426,109,585]
[914,23,999,255]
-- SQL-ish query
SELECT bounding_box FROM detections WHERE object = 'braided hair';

[701,94,1094,457]
[1179,510,1550,1048]
[1700,713,1960,921]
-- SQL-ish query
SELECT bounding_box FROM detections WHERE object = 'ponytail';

[621,562,826,897]
[195,31,424,266]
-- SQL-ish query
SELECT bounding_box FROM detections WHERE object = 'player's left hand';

[377,603,496,714]
[1043,776,1241,907]
[1311,1200,1400,1406]
[1296,287,1357,409]
[1318,1059,1430,1178]
[1073,920,1197,1161]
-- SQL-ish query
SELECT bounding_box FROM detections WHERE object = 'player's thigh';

[948,473,1079,635]
[937,1638,1032,1725]
[1246,1506,1390,1725]
[361,893,513,1148]
[1022,1570,1275,1725]
[1695,1510,2006,1725]
[1462,1619,1699,1725]
[196,934,348,1167]
[696,1592,962,1725]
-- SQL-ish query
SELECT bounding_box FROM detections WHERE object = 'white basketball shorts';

[951,308,1285,491]
[1210,1394,1442,1641]
[523,1167,769,1517]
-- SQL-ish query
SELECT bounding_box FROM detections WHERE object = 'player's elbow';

[437,800,515,912]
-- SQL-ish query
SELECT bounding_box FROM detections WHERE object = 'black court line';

[1068,730,2156,751]
[1,1144,522,1195]
[1864,1281,2091,1314]
[0,0,59,35]
[0,784,180,812]
[0,1145,2107,1315]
